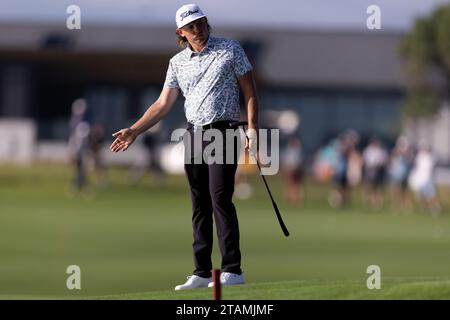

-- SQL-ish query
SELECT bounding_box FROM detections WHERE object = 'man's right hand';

[110,128,138,152]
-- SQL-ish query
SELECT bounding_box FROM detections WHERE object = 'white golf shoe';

[208,272,245,287]
[174,275,212,291]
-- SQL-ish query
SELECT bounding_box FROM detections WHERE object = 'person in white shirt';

[408,145,441,215]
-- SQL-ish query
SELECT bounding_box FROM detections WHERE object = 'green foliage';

[434,6,450,72]
[400,18,436,79]
[401,86,439,118]
[400,4,450,118]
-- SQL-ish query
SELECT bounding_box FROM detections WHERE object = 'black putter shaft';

[229,121,290,237]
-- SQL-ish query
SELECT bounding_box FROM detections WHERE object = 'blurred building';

[0,22,436,164]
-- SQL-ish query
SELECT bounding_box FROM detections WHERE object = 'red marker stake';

[212,269,221,300]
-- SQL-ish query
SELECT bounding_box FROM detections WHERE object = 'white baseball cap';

[175,4,206,29]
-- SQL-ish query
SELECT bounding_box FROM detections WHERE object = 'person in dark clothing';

[110,4,258,290]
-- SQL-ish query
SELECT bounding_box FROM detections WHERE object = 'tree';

[400,5,450,118]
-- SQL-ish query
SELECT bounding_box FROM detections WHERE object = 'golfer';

[110,3,259,290]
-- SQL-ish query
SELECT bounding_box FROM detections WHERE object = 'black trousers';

[184,124,242,278]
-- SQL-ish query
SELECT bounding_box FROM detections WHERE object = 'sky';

[1,0,449,31]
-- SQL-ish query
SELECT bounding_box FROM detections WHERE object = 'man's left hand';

[245,128,258,156]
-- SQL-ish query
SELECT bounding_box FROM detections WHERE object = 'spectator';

[328,130,361,208]
[388,136,414,211]
[408,144,441,216]
[88,122,109,189]
[346,133,363,188]
[281,136,304,204]
[362,137,388,209]
[67,98,90,193]
[313,139,339,183]
[128,123,166,186]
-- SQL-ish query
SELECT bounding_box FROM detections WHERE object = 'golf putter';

[229,121,290,237]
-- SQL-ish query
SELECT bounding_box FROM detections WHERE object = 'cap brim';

[177,15,206,29]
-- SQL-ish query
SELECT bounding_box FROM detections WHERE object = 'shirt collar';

[184,36,215,59]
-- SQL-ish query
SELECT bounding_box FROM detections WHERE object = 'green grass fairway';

[1,164,450,299]
[93,279,450,300]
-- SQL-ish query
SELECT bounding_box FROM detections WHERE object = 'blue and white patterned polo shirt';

[163,36,253,126]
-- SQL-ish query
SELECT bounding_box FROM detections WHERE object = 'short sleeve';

[232,40,253,77]
[163,60,179,89]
